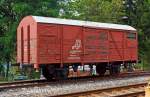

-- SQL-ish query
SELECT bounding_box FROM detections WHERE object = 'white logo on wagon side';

[68,39,82,60]
[72,39,81,50]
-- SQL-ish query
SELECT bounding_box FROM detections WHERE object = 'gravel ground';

[0,76,150,97]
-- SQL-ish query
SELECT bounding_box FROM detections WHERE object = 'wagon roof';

[32,16,136,31]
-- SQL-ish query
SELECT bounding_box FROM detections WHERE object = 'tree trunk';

[6,61,9,80]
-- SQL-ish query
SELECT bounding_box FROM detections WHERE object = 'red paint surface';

[17,16,138,68]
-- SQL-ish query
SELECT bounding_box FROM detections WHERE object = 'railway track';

[0,71,149,97]
[56,83,146,97]
[0,71,149,90]
[0,79,48,90]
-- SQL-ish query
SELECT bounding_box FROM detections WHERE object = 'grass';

[0,76,9,83]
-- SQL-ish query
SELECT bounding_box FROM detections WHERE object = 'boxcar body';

[17,16,137,79]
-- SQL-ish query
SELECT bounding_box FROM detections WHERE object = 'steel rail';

[54,83,146,97]
[0,71,149,91]
[0,79,48,90]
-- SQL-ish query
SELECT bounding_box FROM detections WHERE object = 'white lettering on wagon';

[68,39,82,60]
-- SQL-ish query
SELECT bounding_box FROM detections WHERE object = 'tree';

[0,0,63,79]
[123,0,150,68]
[60,0,123,23]
[61,0,150,69]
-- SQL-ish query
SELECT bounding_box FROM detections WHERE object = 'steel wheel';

[96,64,106,76]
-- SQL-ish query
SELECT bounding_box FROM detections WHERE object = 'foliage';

[60,0,123,23]
[130,0,150,67]
[0,0,63,78]
[0,0,150,75]
[60,0,150,70]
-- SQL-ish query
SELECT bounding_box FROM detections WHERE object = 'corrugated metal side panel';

[29,22,37,64]
[17,27,23,63]
[37,23,60,64]
[27,25,30,63]
[109,31,124,61]
[83,28,109,62]
[17,16,37,64]
[23,25,29,63]
[31,23,137,65]
[124,32,138,61]
[63,25,82,63]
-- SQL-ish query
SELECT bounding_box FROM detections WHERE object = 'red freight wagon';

[17,16,137,79]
